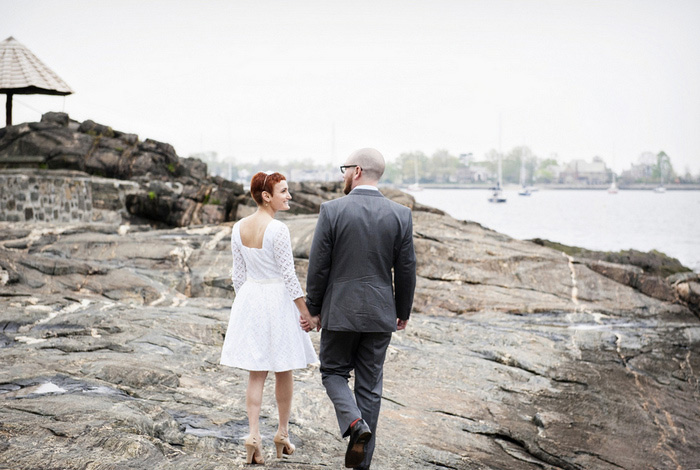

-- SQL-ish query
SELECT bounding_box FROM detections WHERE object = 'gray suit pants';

[320,329,393,469]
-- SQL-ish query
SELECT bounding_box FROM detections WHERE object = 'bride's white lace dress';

[220,219,317,371]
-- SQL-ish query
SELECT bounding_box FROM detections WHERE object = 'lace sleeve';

[272,222,304,300]
[231,225,247,294]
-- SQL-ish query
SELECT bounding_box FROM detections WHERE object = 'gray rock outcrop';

[1,205,698,469]
[528,238,699,315]
[0,113,245,226]
[3,112,698,468]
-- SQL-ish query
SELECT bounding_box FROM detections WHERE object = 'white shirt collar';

[354,185,379,191]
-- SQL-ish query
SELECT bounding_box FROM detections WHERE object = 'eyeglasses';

[340,165,360,174]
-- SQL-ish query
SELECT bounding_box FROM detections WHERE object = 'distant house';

[620,152,656,183]
[452,167,473,183]
[620,163,653,182]
[536,162,564,183]
[289,168,339,183]
[467,164,493,183]
[558,158,610,185]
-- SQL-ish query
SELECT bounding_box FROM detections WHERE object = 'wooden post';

[5,93,12,127]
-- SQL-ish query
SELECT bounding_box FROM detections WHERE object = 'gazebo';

[0,36,73,127]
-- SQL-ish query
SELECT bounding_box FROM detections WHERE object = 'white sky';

[3,0,700,174]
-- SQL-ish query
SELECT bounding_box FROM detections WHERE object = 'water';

[411,188,700,272]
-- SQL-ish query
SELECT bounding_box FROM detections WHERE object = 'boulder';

[669,273,700,316]
[530,238,692,277]
[40,111,69,127]
[584,259,677,303]
[78,119,115,138]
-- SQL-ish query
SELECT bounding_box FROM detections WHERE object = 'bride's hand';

[295,298,320,332]
[300,313,319,332]
[299,314,313,332]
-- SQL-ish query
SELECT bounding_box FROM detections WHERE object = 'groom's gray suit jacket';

[306,188,416,332]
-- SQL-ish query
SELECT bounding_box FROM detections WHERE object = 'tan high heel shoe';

[244,434,264,464]
[273,431,295,458]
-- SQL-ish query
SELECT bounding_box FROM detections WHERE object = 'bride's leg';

[247,370,268,437]
[274,370,293,435]
[273,370,296,457]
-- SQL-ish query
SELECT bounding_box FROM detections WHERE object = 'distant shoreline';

[394,183,700,191]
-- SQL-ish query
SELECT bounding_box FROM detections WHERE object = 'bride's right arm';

[231,228,246,293]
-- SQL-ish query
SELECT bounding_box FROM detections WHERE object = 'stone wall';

[0,169,139,224]
[0,170,93,223]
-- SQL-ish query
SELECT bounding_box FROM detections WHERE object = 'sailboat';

[489,183,506,203]
[489,115,506,203]
[654,161,666,193]
[518,158,531,196]
[406,154,423,191]
[608,173,619,194]
[653,173,666,193]
[488,151,506,203]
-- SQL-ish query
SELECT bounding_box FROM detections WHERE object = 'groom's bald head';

[347,148,385,182]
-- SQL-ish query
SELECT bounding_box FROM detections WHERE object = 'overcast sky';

[3,0,700,174]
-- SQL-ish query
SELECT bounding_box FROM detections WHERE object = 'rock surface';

[529,238,700,315]
[528,238,692,277]
[0,113,245,226]
[1,204,699,469]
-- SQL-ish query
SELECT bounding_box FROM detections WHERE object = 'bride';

[220,171,318,464]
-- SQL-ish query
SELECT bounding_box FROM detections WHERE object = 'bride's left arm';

[272,223,304,300]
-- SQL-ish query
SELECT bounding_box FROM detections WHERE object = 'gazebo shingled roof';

[0,36,74,127]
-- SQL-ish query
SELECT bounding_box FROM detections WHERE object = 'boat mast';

[498,114,503,189]
[414,153,419,185]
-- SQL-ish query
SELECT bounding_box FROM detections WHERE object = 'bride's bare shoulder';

[238,214,261,229]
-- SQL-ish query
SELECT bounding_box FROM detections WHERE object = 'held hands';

[299,315,405,332]
[300,313,320,333]
[295,297,320,332]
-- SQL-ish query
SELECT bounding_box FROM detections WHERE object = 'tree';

[681,165,693,184]
[535,158,559,184]
[497,146,536,185]
[382,161,401,184]
[483,150,498,171]
[396,151,429,184]
[428,149,462,183]
[653,151,674,184]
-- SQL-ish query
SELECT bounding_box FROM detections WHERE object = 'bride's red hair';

[250,171,286,205]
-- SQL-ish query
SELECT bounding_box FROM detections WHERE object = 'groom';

[305,148,416,469]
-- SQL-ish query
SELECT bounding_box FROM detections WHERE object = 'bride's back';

[238,214,273,249]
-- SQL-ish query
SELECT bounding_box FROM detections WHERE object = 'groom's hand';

[397,319,408,331]
[300,313,320,332]
[309,314,321,332]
